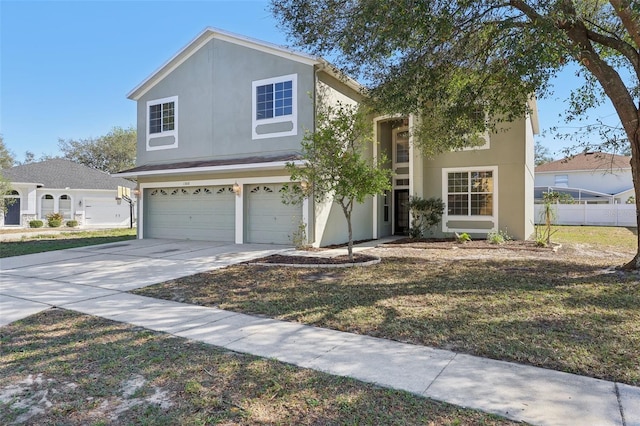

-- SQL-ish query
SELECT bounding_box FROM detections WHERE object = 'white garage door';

[144,186,235,241]
[246,184,301,244]
[85,198,131,226]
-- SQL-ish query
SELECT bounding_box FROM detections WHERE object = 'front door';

[4,197,20,225]
[394,189,409,235]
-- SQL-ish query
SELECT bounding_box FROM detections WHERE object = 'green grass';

[0,309,515,425]
[0,228,136,258]
[136,231,640,386]
[550,225,637,251]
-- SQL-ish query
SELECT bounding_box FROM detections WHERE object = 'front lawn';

[136,228,640,386]
[0,309,514,425]
[0,228,136,258]
[550,225,637,251]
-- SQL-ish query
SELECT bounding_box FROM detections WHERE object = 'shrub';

[29,220,44,228]
[456,232,472,243]
[66,220,78,228]
[408,196,445,239]
[46,212,64,228]
[487,229,511,245]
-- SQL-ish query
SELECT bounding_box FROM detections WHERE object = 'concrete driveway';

[0,239,287,326]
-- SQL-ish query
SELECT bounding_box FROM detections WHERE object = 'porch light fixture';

[133,188,141,197]
[300,180,309,191]
[232,183,242,195]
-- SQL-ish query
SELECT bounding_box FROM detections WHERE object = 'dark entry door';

[394,189,409,235]
[4,197,20,225]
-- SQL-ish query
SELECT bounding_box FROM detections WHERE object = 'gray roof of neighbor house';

[1,159,136,190]
[535,152,631,173]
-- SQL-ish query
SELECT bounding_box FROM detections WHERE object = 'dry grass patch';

[0,309,513,425]
[136,243,640,386]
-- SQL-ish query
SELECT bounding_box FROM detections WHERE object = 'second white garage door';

[246,184,301,244]
[144,186,235,241]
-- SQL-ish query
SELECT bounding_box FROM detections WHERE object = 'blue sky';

[1,0,622,163]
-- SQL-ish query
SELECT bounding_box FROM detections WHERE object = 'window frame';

[252,74,297,140]
[392,127,410,167]
[146,96,178,151]
[442,166,498,221]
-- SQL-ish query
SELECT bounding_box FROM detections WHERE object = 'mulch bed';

[384,238,557,252]
[249,239,556,266]
[248,253,379,265]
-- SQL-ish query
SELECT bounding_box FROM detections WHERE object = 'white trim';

[442,166,498,233]
[252,74,298,140]
[114,160,305,178]
[146,96,178,151]
[392,127,410,169]
[128,27,318,101]
[372,121,378,239]
[235,188,244,244]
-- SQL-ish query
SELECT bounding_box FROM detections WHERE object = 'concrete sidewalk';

[1,240,639,426]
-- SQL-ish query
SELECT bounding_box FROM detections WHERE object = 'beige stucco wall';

[419,117,533,240]
[311,69,373,247]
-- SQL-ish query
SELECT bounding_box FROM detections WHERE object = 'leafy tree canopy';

[273,0,640,268]
[272,0,638,155]
[0,135,15,170]
[59,126,136,174]
[535,142,555,166]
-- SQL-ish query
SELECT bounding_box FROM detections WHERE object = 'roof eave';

[113,160,305,179]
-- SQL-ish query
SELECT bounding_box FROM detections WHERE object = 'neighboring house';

[116,27,537,245]
[1,159,136,228]
[535,152,633,204]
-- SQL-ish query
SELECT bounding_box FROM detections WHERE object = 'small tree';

[58,126,136,174]
[537,191,573,246]
[408,196,445,239]
[0,135,16,215]
[283,102,392,260]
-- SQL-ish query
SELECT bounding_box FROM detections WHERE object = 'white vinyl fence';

[534,203,636,227]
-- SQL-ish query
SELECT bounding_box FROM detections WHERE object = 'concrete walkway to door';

[1,239,639,426]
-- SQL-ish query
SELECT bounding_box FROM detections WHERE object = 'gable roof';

[128,27,362,101]
[535,152,631,173]
[1,159,136,190]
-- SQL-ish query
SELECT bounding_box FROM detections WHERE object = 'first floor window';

[447,170,494,216]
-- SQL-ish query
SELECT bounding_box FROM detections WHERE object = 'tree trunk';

[622,115,640,270]
[346,209,354,261]
[340,203,354,261]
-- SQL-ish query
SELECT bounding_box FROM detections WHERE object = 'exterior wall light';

[232,183,242,195]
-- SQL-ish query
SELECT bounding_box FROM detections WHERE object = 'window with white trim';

[446,170,494,216]
[146,96,178,151]
[252,74,297,140]
[554,174,568,187]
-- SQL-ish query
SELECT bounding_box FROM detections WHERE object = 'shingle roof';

[116,154,301,176]
[535,152,631,173]
[1,159,136,190]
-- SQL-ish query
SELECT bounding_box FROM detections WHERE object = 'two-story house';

[116,27,537,245]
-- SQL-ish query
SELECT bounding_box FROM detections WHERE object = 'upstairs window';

[252,74,297,140]
[149,101,175,134]
[146,96,178,151]
[256,80,293,120]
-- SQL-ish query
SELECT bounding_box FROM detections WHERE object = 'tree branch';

[609,0,640,50]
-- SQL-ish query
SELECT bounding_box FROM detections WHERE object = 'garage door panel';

[246,184,301,245]
[145,186,235,241]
